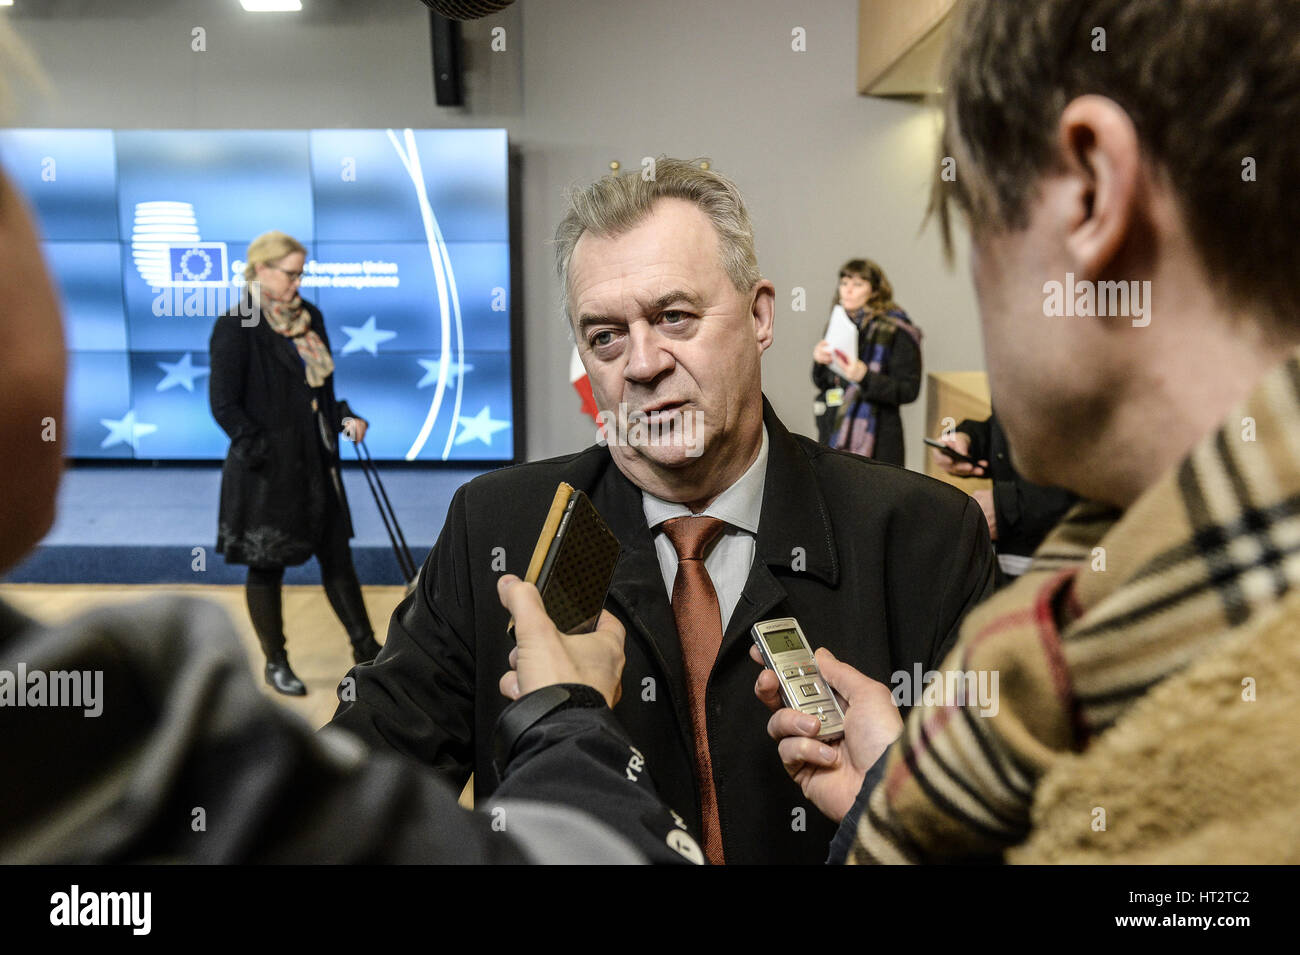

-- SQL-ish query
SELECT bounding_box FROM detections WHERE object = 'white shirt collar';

[640,425,768,534]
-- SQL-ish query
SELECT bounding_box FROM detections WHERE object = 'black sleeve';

[490,701,703,864]
[994,479,1076,548]
[928,494,997,667]
[812,361,843,392]
[955,417,993,462]
[328,485,478,787]
[0,597,652,864]
[208,316,262,445]
[827,749,890,865]
[308,306,361,432]
[336,399,360,432]
[856,327,922,408]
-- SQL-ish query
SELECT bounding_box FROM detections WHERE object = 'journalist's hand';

[497,574,625,708]
[752,645,902,823]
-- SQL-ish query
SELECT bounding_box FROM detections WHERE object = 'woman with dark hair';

[209,230,381,696]
[811,258,922,466]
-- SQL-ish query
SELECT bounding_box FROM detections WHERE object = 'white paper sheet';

[825,305,859,379]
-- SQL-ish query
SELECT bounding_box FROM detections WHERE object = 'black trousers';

[244,495,373,663]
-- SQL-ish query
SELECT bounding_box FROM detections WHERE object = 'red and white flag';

[570,345,600,422]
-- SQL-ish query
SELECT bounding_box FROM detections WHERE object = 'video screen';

[0,128,514,461]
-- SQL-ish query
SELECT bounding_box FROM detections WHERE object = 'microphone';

[418,0,515,19]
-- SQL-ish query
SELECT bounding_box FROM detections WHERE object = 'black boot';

[323,572,382,663]
[247,571,307,695]
[265,656,307,696]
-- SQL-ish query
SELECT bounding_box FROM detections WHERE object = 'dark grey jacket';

[0,596,694,864]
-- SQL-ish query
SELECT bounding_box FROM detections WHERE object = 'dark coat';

[209,292,358,567]
[330,400,997,865]
[812,310,922,465]
[957,413,1078,560]
[0,596,695,863]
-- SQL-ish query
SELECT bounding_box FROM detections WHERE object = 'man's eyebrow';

[576,312,620,333]
[575,290,704,332]
[647,290,704,313]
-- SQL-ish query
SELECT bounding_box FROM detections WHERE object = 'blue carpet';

[4,464,498,585]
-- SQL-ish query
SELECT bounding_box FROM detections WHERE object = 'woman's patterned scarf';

[830,307,920,457]
[262,294,334,388]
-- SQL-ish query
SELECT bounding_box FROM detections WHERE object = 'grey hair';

[553,157,761,321]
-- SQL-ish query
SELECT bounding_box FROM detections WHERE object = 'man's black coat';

[330,401,997,864]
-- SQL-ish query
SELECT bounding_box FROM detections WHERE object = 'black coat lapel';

[716,399,840,662]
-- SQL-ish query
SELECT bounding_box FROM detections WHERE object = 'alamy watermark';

[595,403,705,458]
[890,663,999,717]
[0,664,103,717]
[152,283,258,322]
[50,885,150,935]
[1043,272,1152,327]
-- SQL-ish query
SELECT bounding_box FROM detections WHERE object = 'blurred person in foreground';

[764,0,1300,863]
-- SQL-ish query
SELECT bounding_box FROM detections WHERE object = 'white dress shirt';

[640,426,769,631]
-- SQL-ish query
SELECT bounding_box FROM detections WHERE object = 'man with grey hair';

[331,157,996,864]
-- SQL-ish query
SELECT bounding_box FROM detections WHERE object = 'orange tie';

[660,515,728,865]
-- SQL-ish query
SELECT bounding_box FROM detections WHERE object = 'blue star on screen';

[99,409,158,451]
[156,352,210,392]
[454,405,510,447]
[340,315,398,356]
[416,357,475,387]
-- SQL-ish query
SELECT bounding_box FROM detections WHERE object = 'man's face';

[568,198,774,504]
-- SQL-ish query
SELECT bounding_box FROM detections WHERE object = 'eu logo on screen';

[167,243,229,286]
[1,127,514,462]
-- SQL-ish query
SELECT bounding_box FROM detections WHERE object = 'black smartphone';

[924,436,981,468]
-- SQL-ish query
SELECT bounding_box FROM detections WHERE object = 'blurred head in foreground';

[0,23,63,575]
[931,0,1300,507]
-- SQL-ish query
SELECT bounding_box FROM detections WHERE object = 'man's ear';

[1057,95,1142,277]
[751,279,776,354]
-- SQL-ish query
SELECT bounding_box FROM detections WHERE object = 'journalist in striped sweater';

[760,0,1300,864]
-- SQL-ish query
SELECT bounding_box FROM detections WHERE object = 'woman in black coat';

[209,230,381,696]
[811,258,922,466]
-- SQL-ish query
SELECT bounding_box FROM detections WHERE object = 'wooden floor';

[0,582,407,728]
[1,582,477,806]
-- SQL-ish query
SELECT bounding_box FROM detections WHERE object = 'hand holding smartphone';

[924,436,988,476]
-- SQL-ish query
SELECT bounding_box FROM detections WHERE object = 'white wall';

[8,0,984,472]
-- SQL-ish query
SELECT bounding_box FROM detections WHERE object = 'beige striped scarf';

[849,348,1300,863]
